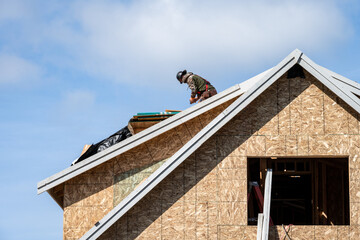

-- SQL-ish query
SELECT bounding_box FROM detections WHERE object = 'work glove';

[189,97,198,104]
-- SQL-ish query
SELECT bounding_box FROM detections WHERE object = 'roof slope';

[37,68,270,196]
[80,49,360,239]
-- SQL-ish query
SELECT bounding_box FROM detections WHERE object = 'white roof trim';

[316,64,360,97]
[298,55,360,113]
[37,68,271,195]
[80,49,302,240]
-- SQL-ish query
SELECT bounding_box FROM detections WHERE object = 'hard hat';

[176,70,187,84]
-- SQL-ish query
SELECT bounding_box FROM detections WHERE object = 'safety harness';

[197,79,211,96]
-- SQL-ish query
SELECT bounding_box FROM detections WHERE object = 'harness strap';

[197,79,211,95]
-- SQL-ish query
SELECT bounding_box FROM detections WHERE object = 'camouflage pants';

[199,89,217,102]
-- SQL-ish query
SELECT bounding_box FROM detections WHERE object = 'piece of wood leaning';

[257,213,264,240]
[261,168,273,240]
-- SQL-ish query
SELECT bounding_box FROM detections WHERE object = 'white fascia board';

[80,50,300,240]
[331,79,360,98]
[299,55,360,114]
[37,78,252,194]
[309,60,360,98]
[317,64,360,91]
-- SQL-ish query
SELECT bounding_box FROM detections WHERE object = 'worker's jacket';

[183,73,215,98]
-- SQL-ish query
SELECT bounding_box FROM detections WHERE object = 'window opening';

[247,157,349,225]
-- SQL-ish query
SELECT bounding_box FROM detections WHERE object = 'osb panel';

[63,186,113,238]
[337,226,350,240]
[217,135,248,157]
[218,201,247,225]
[113,152,137,175]
[97,224,116,240]
[197,136,217,157]
[63,159,114,238]
[314,226,337,240]
[218,179,246,201]
[218,168,246,180]
[63,206,93,230]
[195,202,208,239]
[198,103,225,127]
[289,95,302,135]
[324,88,349,135]
[127,198,162,239]
[162,200,184,239]
[349,156,360,169]
[349,168,360,183]
[63,228,88,240]
[220,113,253,136]
[218,156,247,169]
[218,225,245,239]
[349,135,360,157]
[350,202,360,225]
[86,184,113,207]
[91,205,113,226]
[247,136,266,156]
[128,143,152,165]
[256,84,279,136]
[160,165,185,202]
[184,201,196,239]
[185,116,204,138]
[350,226,360,240]
[303,76,322,95]
[220,92,272,135]
[278,77,291,136]
[266,135,286,156]
[184,154,196,202]
[174,123,193,146]
[114,214,127,239]
[134,219,162,240]
[301,93,324,135]
[290,225,314,240]
[309,135,349,155]
[297,135,309,155]
[348,108,359,135]
[87,160,114,175]
[145,129,182,162]
[196,173,217,202]
[208,201,219,240]
[286,135,297,155]
[67,172,113,186]
[244,226,257,240]
[64,183,113,208]
[113,160,165,205]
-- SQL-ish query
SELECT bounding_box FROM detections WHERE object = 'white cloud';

[0,0,354,88]
[0,54,42,84]
[50,0,351,87]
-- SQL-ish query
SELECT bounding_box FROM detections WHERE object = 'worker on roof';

[177,70,217,104]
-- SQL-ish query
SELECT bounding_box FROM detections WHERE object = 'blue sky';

[0,0,360,239]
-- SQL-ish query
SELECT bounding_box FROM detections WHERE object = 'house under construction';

[38,49,360,239]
